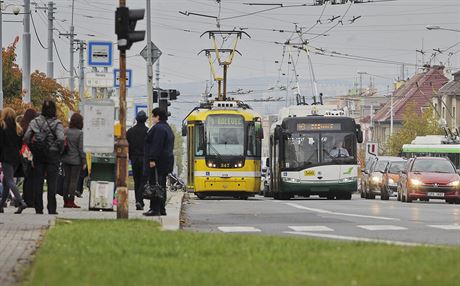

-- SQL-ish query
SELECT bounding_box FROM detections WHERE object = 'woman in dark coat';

[19,108,38,207]
[0,108,27,214]
[143,108,174,216]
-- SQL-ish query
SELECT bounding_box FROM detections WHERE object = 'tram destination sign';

[208,116,243,125]
[297,123,342,131]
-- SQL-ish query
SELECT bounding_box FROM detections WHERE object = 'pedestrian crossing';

[216,224,460,233]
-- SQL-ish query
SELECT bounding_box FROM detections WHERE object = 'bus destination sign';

[208,116,243,126]
[297,123,342,131]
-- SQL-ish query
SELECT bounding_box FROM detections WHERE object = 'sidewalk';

[0,190,184,286]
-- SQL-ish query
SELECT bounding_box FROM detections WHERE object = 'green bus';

[401,144,460,169]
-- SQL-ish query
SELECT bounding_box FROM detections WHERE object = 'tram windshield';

[206,115,245,156]
[284,132,356,169]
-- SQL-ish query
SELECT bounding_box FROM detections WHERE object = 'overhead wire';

[30,13,47,49]
[53,40,69,72]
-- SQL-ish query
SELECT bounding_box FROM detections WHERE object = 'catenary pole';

[69,0,75,97]
[22,0,31,103]
[116,0,129,219]
[78,40,85,108]
[46,1,54,78]
[0,2,3,109]
[146,0,153,125]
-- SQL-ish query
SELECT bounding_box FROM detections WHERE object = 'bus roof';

[402,144,460,154]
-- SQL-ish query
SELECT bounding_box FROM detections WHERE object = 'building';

[432,70,460,129]
[372,65,449,151]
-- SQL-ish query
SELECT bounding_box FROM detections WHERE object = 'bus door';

[187,125,194,191]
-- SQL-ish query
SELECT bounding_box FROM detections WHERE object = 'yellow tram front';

[184,103,262,199]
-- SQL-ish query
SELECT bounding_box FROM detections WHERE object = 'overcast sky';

[2,0,460,100]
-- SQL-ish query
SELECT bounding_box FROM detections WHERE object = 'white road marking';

[357,225,407,231]
[289,226,334,232]
[427,225,460,230]
[218,226,261,233]
[285,203,400,221]
[284,232,427,247]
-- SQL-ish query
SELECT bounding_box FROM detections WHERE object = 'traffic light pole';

[116,0,129,219]
[146,0,154,125]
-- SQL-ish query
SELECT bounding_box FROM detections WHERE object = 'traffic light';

[168,89,180,100]
[153,89,159,103]
[115,7,145,51]
[159,90,171,117]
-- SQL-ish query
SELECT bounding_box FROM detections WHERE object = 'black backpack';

[30,119,57,160]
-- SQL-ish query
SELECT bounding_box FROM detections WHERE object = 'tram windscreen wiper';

[207,142,224,161]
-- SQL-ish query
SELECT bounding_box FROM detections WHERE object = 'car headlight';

[448,180,460,187]
[340,177,357,183]
[388,178,395,184]
[410,178,422,186]
[371,176,381,183]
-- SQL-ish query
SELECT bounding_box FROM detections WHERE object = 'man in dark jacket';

[143,108,174,216]
[127,111,148,210]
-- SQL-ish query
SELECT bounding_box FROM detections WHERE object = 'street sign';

[135,104,148,115]
[85,72,114,88]
[365,142,378,161]
[140,41,162,63]
[114,69,132,88]
[88,41,113,67]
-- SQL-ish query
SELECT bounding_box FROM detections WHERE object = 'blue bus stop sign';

[88,41,113,67]
[114,69,132,88]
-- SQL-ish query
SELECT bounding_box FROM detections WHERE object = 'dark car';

[363,156,399,199]
[360,156,377,198]
[398,157,460,204]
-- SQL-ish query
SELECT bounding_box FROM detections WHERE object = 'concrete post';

[22,0,31,103]
[0,4,3,109]
[146,0,153,124]
[46,1,54,78]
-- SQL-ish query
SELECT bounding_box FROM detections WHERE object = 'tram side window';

[247,123,261,157]
[195,124,205,156]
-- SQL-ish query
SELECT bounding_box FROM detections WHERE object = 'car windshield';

[411,159,455,173]
[374,160,388,173]
[388,161,406,173]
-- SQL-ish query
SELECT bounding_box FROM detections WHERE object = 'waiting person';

[24,100,64,215]
[19,108,38,207]
[330,141,349,158]
[143,108,174,216]
[61,113,86,208]
[0,108,27,214]
[127,111,148,210]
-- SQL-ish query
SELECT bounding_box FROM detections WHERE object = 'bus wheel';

[196,193,207,200]
[326,194,335,200]
[239,196,249,200]
[337,193,352,200]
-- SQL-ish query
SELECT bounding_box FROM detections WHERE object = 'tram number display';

[297,123,341,131]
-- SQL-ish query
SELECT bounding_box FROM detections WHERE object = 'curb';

[160,191,185,231]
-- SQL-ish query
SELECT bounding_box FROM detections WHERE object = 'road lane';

[184,194,460,245]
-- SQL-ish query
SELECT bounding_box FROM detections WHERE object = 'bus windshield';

[284,132,356,169]
[206,115,245,156]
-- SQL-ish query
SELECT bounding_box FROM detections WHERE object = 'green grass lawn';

[22,220,459,286]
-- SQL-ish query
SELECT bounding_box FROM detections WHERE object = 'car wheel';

[368,192,375,200]
[360,191,365,198]
[446,199,454,204]
[406,194,412,203]
[341,192,352,200]
[401,193,406,202]
[397,192,401,201]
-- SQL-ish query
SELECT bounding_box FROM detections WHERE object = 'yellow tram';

[183,101,263,199]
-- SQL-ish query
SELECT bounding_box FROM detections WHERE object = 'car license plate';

[304,170,315,176]
[427,192,444,197]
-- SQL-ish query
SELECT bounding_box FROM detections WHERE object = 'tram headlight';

[238,162,243,168]
[208,162,213,168]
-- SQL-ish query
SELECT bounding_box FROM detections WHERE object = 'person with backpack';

[0,108,28,214]
[127,111,148,210]
[61,113,86,208]
[24,100,64,215]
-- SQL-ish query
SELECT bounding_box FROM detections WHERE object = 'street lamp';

[426,25,460,33]
[0,1,21,109]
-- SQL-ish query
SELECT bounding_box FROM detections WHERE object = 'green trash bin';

[89,153,116,210]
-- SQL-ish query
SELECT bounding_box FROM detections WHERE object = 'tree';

[386,102,443,155]
[171,125,185,178]
[2,39,76,123]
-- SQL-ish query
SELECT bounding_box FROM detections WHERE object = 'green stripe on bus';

[402,147,460,153]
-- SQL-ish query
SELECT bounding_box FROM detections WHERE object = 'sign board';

[85,72,114,88]
[365,142,378,161]
[135,104,148,116]
[140,41,162,63]
[88,41,113,67]
[83,99,115,153]
[114,69,132,88]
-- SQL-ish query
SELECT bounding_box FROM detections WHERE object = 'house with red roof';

[432,70,460,130]
[373,65,448,149]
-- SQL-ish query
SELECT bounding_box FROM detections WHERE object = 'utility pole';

[115,0,145,219]
[69,0,75,96]
[146,0,153,124]
[22,0,31,103]
[155,58,160,89]
[78,40,85,108]
[47,1,54,78]
[389,85,393,136]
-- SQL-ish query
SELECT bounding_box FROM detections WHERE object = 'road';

[184,194,460,246]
